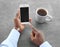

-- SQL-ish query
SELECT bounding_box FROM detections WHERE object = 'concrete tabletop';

[0,0,60,47]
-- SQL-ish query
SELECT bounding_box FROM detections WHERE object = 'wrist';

[38,40,45,46]
[14,27,21,33]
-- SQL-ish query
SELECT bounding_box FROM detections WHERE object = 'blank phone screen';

[20,7,29,22]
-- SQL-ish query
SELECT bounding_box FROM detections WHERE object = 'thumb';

[29,23,37,31]
[29,18,32,23]
[32,30,36,37]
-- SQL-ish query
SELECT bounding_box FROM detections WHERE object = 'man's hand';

[30,26,45,46]
[14,9,31,32]
[14,9,25,32]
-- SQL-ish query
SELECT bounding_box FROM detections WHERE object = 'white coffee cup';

[35,8,53,23]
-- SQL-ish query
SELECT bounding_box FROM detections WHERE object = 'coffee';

[37,9,47,16]
[35,8,52,23]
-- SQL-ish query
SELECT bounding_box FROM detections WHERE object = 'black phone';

[20,4,29,24]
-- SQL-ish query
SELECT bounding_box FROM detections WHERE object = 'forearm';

[39,41,52,47]
[1,28,20,47]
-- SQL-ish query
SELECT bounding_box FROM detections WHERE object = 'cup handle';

[45,15,53,22]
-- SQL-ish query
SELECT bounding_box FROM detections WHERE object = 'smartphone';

[20,4,30,24]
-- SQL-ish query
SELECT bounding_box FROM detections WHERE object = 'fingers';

[14,17,21,27]
[31,29,38,38]
[32,30,35,37]
[16,8,20,18]
[29,24,38,37]
[29,18,32,23]
[31,32,35,41]
[32,26,38,33]
[29,23,37,32]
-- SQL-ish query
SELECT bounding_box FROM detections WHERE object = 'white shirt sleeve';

[39,41,52,47]
[1,28,20,47]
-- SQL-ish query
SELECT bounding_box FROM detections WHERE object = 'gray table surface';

[0,0,60,47]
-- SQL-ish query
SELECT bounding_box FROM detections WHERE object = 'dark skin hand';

[30,26,45,46]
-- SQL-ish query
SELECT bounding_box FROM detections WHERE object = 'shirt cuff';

[39,41,52,47]
[7,28,20,43]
